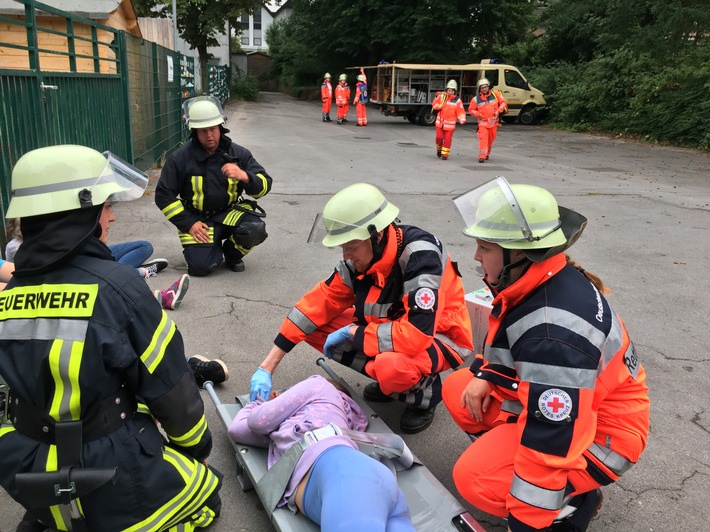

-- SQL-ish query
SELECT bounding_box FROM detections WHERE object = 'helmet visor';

[102,152,148,202]
[454,176,547,243]
[182,95,226,128]
[307,212,369,248]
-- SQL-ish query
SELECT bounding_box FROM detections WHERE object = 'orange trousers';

[442,368,602,519]
[435,128,454,158]
[337,104,349,120]
[322,98,332,113]
[355,102,368,125]
[476,124,498,159]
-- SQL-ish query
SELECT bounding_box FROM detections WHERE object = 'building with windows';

[238,0,292,52]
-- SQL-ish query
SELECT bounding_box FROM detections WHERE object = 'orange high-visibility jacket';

[321,80,332,101]
[470,253,650,529]
[432,92,466,130]
[468,90,507,126]
[274,224,473,364]
[335,82,350,106]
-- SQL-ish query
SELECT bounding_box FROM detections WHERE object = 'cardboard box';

[465,287,493,353]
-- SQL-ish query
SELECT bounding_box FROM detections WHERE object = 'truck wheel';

[418,107,436,127]
[519,105,538,125]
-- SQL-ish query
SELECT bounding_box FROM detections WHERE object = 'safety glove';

[250,367,272,401]
[323,325,354,359]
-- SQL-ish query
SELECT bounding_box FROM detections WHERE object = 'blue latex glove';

[323,325,354,359]
[250,367,272,401]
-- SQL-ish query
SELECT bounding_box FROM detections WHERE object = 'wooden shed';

[0,0,142,73]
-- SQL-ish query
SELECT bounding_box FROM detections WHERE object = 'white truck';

[360,60,546,126]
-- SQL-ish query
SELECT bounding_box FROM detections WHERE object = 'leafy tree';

[267,0,535,86]
[133,0,262,91]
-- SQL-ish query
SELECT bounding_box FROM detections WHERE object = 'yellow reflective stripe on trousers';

[124,447,219,531]
[251,173,269,199]
[141,311,176,373]
[48,339,83,421]
[227,235,249,255]
[162,200,185,220]
[179,227,214,245]
[191,176,204,211]
[169,413,208,449]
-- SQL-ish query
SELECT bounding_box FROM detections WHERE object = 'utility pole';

[172,0,178,50]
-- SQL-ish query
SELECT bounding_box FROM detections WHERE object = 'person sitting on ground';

[95,207,188,310]
[229,374,414,532]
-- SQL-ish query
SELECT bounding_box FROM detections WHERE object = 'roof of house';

[0,0,123,19]
[264,0,291,16]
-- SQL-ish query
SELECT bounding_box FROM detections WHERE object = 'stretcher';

[204,358,485,532]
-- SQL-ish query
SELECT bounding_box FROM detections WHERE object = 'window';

[254,38,262,46]
[253,10,261,30]
[504,69,528,90]
[241,35,250,45]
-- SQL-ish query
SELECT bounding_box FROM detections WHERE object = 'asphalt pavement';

[2,92,709,531]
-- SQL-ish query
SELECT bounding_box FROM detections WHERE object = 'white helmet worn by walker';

[182,95,227,129]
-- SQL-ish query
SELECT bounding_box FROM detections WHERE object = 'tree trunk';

[198,45,208,94]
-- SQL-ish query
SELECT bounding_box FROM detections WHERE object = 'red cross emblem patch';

[538,388,572,421]
[414,287,436,310]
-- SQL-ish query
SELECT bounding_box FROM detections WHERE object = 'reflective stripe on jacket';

[470,254,650,529]
[468,90,507,125]
[335,83,350,106]
[0,241,220,531]
[155,135,272,233]
[275,224,473,361]
[432,93,466,130]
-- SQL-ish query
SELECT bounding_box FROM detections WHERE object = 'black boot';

[325,113,332,122]
[363,382,394,402]
[16,511,48,532]
[400,405,436,434]
[545,489,603,531]
[322,113,327,122]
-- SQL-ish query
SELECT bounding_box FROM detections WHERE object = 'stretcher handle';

[316,357,349,389]
[203,381,221,408]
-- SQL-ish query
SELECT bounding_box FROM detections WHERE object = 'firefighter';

[353,68,369,126]
[156,95,273,276]
[0,145,222,531]
[443,177,650,531]
[468,77,508,163]
[335,74,351,124]
[432,79,466,160]
[321,72,333,122]
[249,183,474,434]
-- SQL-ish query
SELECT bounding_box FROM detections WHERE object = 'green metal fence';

[0,0,229,255]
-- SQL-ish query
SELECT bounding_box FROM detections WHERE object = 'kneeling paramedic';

[443,177,650,531]
[250,183,473,434]
[0,145,222,531]
[156,96,273,276]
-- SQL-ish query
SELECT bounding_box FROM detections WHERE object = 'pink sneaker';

[161,274,189,310]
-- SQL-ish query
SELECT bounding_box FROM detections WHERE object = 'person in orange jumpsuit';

[468,77,507,163]
[334,74,351,124]
[353,67,368,126]
[250,183,474,434]
[321,72,333,122]
[444,177,651,531]
[432,79,466,160]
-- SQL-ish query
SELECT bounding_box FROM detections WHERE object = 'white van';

[362,60,546,125]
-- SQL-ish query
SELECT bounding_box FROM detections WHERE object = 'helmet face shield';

[182,95,226,129]
[307,212,371,248]
[454,176,560,245]
[102,152,148,203]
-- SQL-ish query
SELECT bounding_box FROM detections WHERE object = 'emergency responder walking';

[468,78,507,163]
[432,79,466,160]
[353,67,368,126]
[335,74,351,124]
[156,95,273,276]
[0,145,222,531]
[249,183,473,434]
[443,177,650,531]
[321,72,333,122]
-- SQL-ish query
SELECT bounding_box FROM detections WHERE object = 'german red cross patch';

[414,287,436,310]
[538,388,573,421]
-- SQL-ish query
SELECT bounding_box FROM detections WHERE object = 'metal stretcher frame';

[203,358,486,532]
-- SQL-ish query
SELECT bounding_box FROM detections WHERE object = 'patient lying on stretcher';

[228,374,414,531]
